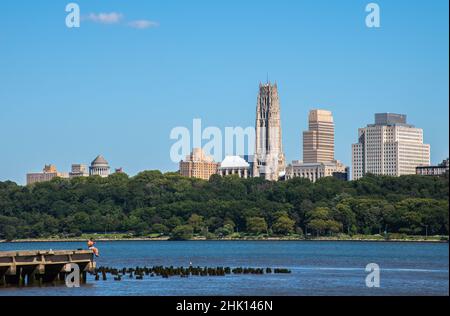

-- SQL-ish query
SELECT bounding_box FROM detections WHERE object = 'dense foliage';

[0,171,448,240]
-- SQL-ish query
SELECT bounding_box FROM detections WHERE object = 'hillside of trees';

[0,172,448,240]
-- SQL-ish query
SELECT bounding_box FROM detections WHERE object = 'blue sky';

[0,0,448,184]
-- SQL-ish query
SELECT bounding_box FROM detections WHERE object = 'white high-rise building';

[352,113,430,180]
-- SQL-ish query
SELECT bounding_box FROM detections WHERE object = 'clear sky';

[0,0,448,184]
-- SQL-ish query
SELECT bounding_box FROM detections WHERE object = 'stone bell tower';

[253,82,286,181]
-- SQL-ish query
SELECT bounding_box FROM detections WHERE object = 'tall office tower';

[352,113,430,180]
[303,109,335,163]
[286,109,348,183]
[253,82,286,181]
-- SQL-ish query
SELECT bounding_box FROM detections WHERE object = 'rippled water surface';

[0,241,448,296]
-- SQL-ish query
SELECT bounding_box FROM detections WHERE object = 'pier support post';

[18,268,24,287]
[81,271,87,284]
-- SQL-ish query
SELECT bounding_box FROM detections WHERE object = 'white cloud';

[84,12,123,24]
[128,20,159,29]
[83,12,159,30]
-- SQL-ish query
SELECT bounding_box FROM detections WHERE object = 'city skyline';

[5,83,450,184]
[0,0,448,184]
[23,107,441,184]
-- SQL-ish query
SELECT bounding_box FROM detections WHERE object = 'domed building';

[218,156,251,178]
[89,155,110,178]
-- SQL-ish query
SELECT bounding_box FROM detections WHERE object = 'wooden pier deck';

[0,250,96,286]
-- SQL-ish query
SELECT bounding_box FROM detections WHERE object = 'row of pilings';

[92,265,292,280]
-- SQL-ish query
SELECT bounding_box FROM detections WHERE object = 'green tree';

[170,225,194,240]
[272,215,295,235]
[151,223,169,235]
[214,224,234,237]
[332,202,356,235]
[188,214,204,233]
[326,220,343,235]
[246,217,268,235]
[166,216,183,230]
[308,219,328,236]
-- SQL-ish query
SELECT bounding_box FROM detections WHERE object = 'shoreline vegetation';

[1,233,448,243]
[1,172,448,242]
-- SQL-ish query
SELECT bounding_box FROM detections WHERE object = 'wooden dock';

[0,250,96,287]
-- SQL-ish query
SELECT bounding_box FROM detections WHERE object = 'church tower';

[253,82,286,181]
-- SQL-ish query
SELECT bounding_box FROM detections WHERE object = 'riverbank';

[1,234,448,243]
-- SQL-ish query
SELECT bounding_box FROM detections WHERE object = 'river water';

[0,241,448,296]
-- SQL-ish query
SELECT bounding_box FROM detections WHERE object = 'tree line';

[0,171,448,240]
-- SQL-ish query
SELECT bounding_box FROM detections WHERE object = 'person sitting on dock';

[87,238,100,257]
